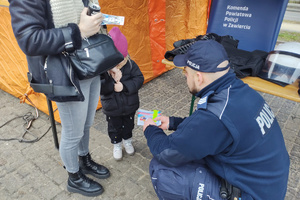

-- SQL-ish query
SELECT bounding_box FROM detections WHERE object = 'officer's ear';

[195,71,204,87]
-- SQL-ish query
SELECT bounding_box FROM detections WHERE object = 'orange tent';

[0,0,208,122]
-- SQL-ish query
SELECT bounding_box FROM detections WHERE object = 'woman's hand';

[78,7,104,38]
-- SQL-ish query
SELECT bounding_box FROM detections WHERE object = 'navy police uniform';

[144,70,290,200]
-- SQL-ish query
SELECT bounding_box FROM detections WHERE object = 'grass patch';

[278,31,300,42]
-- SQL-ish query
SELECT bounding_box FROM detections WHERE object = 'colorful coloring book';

[137,109,162,126]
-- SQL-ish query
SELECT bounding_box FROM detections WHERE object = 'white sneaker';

[113,142,123,161]
[123,138,135,155]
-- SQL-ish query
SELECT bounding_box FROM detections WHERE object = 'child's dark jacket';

[100,59,144,116]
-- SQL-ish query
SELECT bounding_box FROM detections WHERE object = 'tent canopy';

[0,0,209,122]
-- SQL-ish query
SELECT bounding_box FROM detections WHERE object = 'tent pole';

[46,98,59,150]
[189,95,196,116]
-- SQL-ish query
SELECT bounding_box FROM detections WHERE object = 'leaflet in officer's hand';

[137,109,161,126]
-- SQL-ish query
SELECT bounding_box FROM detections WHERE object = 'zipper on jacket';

[82,37,90,57]
[84,48,90,57]
[67,58,79,94]
[62,51,79,94]
[83,37,90,45]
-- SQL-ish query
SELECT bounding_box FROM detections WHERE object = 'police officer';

[143,40,290,200]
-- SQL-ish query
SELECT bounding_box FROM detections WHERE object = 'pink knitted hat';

[109,27,128,57]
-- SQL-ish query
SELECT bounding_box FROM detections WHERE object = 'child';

[100,27,144,160]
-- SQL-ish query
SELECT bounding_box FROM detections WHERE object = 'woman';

[8,0,119,197]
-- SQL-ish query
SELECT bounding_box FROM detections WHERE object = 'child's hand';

[114,81,123,92]
[108,67,122,82]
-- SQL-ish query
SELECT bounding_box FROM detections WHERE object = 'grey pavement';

[284,3,300,23]
[280,22,300,33]
[280,21,300,33]
[0,68,300,200]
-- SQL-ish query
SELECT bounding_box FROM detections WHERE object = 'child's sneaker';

[123,138,135,155]
[113,142,123,161]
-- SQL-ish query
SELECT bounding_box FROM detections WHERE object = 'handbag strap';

[27,72,79,96]
[61,27,75,53]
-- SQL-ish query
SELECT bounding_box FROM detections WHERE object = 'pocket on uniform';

[149,159,189,200]
[154,169,186,200]
[191,166,222,200]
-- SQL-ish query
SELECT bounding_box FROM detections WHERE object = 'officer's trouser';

[149,158,223,200]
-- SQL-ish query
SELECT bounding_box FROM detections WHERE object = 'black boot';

[67,170,103,197]
[79,153,110,179]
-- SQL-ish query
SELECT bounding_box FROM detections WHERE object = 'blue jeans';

[56,76,100,173]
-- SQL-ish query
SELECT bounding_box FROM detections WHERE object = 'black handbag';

[62,28,124,80]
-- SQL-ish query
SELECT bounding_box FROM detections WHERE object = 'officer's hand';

[143,118,156,132]
[154,116,169,130]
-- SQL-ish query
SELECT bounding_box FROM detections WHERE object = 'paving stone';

[52,191,74,200]
[286,116,300,132]
[47,166,67,186]
[31,155,55,173]
[277,111,292,123]
[38,179,62,200]
[103,176,144,200]
[2,172,25,195]
[133,188,158,200]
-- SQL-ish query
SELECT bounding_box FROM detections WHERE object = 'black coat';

[100,59,144,116]
[8,0,90,102]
